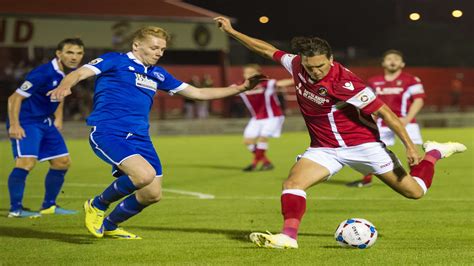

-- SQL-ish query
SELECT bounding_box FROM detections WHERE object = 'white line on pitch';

[64,183,215,199]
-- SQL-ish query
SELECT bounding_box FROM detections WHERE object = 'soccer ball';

[334,218,378,249]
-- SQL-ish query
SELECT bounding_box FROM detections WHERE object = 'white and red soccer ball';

[334,218,378,249]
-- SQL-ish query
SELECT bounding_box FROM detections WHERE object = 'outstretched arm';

[374,104,422,166]
[214,16,278,60]
[276,78,294,88]
[177,74,267,101]
[47,67,96,101]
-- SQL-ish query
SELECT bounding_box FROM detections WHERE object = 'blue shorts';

[88,126,163,177]
[9,118,69,162]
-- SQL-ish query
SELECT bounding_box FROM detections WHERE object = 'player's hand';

[243,74,268,91]
[9,124,26,140]
[214,17,234,33]
[406,145,422,166]
[54,119,63,131]
[47,86,72,102]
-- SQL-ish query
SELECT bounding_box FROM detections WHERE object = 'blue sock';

[8,168,29,212]
[92,175,137,211]
[42,169,67,209]
[103,194,147,231]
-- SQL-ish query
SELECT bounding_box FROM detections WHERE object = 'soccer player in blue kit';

[7,38,85,218]
[48,26,266,239]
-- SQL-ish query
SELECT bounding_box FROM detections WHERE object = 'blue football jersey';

[12,59,65,125]
[84,52,188,135]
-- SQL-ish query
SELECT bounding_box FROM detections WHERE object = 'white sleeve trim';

[83,64,101,75]
[346,87,377,109]
[15,88,31,97]
[281,54,296,75]
[407,83,424,95]
[168,82,189,95]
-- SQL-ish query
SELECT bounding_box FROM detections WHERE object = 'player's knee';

[15,158,37,171]
[50,156,71,169]
[134,168,156,188]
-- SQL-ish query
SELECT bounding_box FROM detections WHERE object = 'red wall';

[156,65,474,115]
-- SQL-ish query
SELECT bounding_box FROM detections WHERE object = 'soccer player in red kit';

[215,16,467,249]
[240,64,293,171]
[347,50,425,187]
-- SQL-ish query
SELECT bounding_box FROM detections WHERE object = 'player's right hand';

[9,124,26,140]
[214,17,234,33]
[47,86,72,102]
[406,145,422,166]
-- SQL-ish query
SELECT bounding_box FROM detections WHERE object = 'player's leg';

[242,118,260,171]
[347,126,394,188]
[376,141,466,199]
[101,138,163,239]
[257,116,284,171]
[255,136,272,170]
[85,128,157,237]
[102,177,162,240]
[250,148,342,249]
[38,124,76,214]
[8,157,40,218]
[92,155,156,212]
[7,123,41,218]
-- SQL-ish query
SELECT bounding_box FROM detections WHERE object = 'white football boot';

[423,141,467,158]
[249,232,298,249]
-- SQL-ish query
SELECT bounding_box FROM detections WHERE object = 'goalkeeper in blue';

[47,26,266,239]
[6,38,84,218]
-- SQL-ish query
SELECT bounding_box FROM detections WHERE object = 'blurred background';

[0,0,473,137]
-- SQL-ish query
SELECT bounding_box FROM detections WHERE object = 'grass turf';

[0,128,473,265]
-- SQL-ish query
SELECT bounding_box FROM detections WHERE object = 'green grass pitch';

[1,128,473,265]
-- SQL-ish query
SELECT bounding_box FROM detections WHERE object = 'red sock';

[363,174,373,183]
[410,161,435,193]
[410,150,441,192]
[261,150,271,165]
[424,150,442,164]
[253,149,264,165]
[281,189,306,240]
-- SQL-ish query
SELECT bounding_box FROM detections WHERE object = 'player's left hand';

[243,74,268,91]
[406,146,422,166]
[47,86,72,102]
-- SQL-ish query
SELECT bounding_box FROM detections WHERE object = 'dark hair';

[383,49,404,61]
[291,36,332,58]
[56,38,84,51]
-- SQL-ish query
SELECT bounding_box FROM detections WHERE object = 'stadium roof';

[0,0,226,22]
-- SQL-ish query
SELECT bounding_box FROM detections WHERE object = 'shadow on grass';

[166,163,243,171]
[135,225,332,243]
[0,226,95,245]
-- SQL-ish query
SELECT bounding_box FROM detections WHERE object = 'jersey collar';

[51,58,65,77]
[127,52,148,67]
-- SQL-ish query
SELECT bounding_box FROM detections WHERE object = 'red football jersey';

[368,72,425,125]
[240,79,284,120]
[273,51,384,148]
